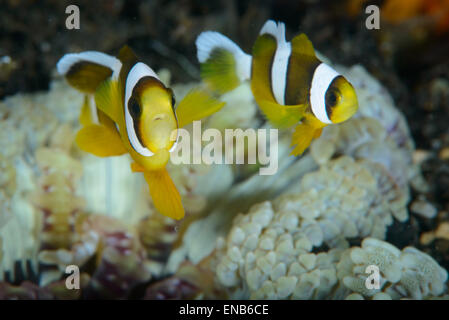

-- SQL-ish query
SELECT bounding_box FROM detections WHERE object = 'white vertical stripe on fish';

[271,41,291,105]
[124,62,159,157]
[259,20,291,105]
[310,63,339,124]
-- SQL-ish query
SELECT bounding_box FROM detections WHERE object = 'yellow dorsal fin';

[117,45,138,64]
[144,169,185,220]
[291,33,316,57]
[75,124,127,157]
[94,79,122,123]
[176,89,226,128]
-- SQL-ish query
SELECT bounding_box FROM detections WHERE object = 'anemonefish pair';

[196,20,359,155]
[57,46,225,220]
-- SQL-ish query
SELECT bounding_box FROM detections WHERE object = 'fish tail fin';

[144,169,185,220]
[57,51,122,93]
[176,88,226,128]
[196,31,252,94]
[290,122,317,156]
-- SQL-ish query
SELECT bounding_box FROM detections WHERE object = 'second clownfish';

[196,20,359,155]
[57,46,225,220]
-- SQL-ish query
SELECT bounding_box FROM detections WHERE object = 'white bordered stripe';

[260,20,291,105]
[196,31,252,81]
[271,42,291,105]
[309,63,340,124]
[124,62,160,157]
[57,51,122,80]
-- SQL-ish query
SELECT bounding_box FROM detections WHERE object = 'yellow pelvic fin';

[200,48,240,94]
[290,121,319,156]
[94,79,122,123]
[65,62,113,94]
[79,95,94,126]
[176,89,226,128]
[130,162,145,172]
[291,33,316,57]
[258,99,306,128]
[144,169,185,220]
[75,124,127,157]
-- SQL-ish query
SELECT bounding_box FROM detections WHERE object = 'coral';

[144,261,224,299]
[212,201,448,300]
[0,79,83,281]
[31,146,84,251]
[421,222,449,244]
[211,156,414,299]
[39,214,154,298]
[0,276,90,300]
[83,217,153,299]
[138,213,178,268]
[338,238,448,299]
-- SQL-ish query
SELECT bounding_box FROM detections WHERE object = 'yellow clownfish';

[196,20,358,155]
[57,46,225,220]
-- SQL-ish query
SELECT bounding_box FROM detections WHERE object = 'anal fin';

[144,169,185,220]
[290,121,317,156]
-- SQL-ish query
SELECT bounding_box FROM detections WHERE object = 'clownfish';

[196,20,358,155]
[57,46,225,220]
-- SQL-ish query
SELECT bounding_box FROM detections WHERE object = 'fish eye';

[129,98,141,118]
[325,89,340,108]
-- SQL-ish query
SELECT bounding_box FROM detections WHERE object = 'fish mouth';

[153,113,167,121]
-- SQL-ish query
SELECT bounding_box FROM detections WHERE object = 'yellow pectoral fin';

[176,89,226,128]
[290,122,317,156]
[94,79,122,123]
[257,99,306,128]
[76,124,127,157]
[144,169,185,220]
